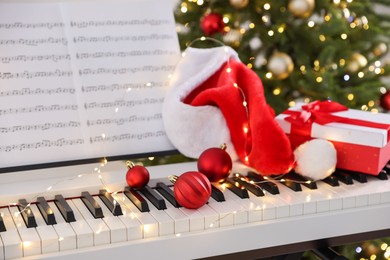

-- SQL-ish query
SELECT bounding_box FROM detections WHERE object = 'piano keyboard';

[0,161,389,259]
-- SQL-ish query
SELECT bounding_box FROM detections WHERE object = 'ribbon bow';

[283,100,390,142]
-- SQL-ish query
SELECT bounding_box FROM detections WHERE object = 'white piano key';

[0,234,4,260]
[111,195,143,241]
[330,183,357,209]
[118,194,159,239]
[194,203,220,230]
[355,176,390,204]
[220,188,259,223]
[71,199,110,246]
[8,206,41,257]
[336,182,369,208]
[276,184,318,215]
[29,205,59,254]
[47,202,77,251]
[315,182,343,211]
[94,196,127,242]
[0,208,22,259]
[207,197,235,227]
[141,199,175,236]
[155,199,189,234]
[65,200,94,249]
[177,206,204,232]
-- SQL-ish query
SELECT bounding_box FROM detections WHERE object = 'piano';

[0,160,389,260]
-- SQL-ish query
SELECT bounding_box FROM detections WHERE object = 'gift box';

[275,100,390,175]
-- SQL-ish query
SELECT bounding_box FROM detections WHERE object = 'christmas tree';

[173,0,390,259]
[174,0,390,114]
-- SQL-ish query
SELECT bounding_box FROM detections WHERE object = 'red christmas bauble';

[200,13,224,36]
[126,163,150,189]
[380,91,390,111]
[172,171,211,209]
[198,144,233,183]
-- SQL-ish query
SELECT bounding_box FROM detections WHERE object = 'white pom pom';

[294,139,337,181]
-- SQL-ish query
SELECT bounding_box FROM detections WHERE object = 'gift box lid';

[276,102,390,148]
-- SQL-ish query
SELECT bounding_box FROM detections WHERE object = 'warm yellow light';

[361,105,368,111]
[368,100,375,107]
[266,72,272,79]
[304,98,311,103]
[350,22,356,29]
[233,83,238,88]
[268,30,274,36]
[300,65,306,72]
[363,24,369,30]
[369,65,375,71]
[148,157,155,160]
[273,88,281,95]
[314,60,320,67]
[308,21,315,27]
[341,33,347,40]
[245,156,249,162]
[370,254,376,260]
[180,3,188,13]
[339,59,346,66]
[382,243,389,250]
[278,26,284,33]
[319,35,326,41]
[264,3,271,10]
[316,76,323,83]
[223,16,229,23]
[358,72,364,78]
[262,15,269,23]
[324,15,331,22]
[249,23,255,29]
[288,101,296,107]
[200,36,206,41]
[240,28,246,34]
[375,68,381,74]
[333,0,340,4]
[226,67,232,73]
[243,101,247,107]
[247,63,253,69]
[347,93,354,101]
[375,60,381,67]
[197,0,204,5]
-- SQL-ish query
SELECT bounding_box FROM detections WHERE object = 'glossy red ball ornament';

[170,171,211,209]
[200,13,224,36]
[198,144,233,183]
[125,162,150,189]
[380,91,390,111]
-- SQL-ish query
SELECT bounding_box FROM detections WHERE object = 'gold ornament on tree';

[288,0,315,18]
[267,52,294,80]
[346,52,367,73]
[229,0,249,9]
[222,29,242,48]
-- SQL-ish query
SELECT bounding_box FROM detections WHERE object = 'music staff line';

[84,98,163,109]
[0,22,65,30]
[79,65,175,76]
[0,70,73,80]
[0,138,84,152]
[0,104,78,116]
[81,82,168,93]
[0,54,71,64]
[73,34,174,43]
[89,130,166,144]
[70,19,171,28]
[0,37,68,46]
[0,87,75,97]
[86,113,161,126]
[0,121,81,134]
[76,49,177,59]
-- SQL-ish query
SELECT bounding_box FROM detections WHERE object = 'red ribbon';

[283,100,390,143]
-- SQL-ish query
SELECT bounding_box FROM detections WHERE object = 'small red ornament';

[198,143,233,183]
[380,91,390,111]
[170,171,211,209]
[125,161,150,189]
[200,13,224,36]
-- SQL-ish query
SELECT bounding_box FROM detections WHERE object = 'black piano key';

[155,182,181,208]
[140,186,167,210]
[342,170,367,183]
[285,172,317,190]
[81,191,104,218]
[54,195,76,223]
[124,187,149,212]
[98,190,123,216]
[232,175,264,197]
[273,176,302,192]
[17,199,37,228]
[247,172,280,195]
[36,197,57,225]
[0,215,6,232]
[225,178,249,199]
[322,175,340,187]
[333,170,354,185]
[211,185,225,202]
[377,170,388,180]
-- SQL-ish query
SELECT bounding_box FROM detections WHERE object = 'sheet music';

[0,0,180,169]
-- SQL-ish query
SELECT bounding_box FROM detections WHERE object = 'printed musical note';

[89,131,166,144]
[0,22,65,30]
[75,49,177,59]
[0,104,78,116]
[0,121,81,133]
[0,87,75,97]
[86,114,161,126]
[70,19,171,29]
[0,37,68,46]
[0,54,71,64]
[0,138,84,152]
[72,34,174,43]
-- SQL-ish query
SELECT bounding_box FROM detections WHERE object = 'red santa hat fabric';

[162,46,295,175]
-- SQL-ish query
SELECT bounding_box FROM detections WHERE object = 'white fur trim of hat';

[162,46,240,160]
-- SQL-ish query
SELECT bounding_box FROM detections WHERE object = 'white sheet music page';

[0,0,180,169]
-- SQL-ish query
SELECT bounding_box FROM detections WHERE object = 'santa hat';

[162,46,295,175]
